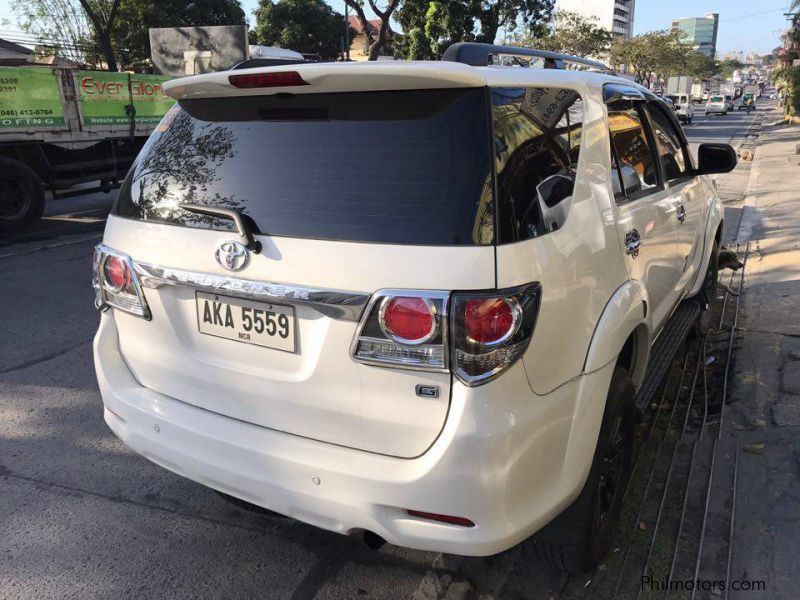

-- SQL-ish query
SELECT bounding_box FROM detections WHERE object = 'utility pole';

[344,1,351,61]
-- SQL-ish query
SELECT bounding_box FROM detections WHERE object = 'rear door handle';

[676,204,687,223]
[625,229,641,258]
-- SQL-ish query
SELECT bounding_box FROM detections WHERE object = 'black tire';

[690,238,720,338]
[0,157,45,236]
[532,366,636,573]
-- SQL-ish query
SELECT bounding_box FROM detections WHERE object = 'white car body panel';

[96,310,616,555]
[103,216,495,458]
[613,188,684,333]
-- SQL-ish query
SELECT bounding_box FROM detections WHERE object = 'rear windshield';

[113,88,493,246]
[710,96,723,102]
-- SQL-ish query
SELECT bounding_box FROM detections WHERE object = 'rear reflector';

[228,71,309,89]
[406,510,475,528]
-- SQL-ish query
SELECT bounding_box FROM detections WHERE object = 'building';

[671,14,719,58]
[0,37,32,66]
[346,16,392,61]
[723,50,745,63]
[554,0,636,39]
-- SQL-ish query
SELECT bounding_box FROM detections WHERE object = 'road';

[0,103,768,599]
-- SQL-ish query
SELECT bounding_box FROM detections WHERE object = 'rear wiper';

[180,204,262,254]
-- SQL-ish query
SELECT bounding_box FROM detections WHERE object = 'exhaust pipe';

[362,530,386,551]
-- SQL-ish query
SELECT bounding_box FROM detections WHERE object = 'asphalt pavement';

[0,103,768,600]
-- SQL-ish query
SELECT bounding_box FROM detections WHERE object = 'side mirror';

[698,143,737,175]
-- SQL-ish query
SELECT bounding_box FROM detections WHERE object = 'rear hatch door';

[105,85,496,457]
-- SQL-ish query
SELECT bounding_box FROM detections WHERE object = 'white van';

[666,93,695,124]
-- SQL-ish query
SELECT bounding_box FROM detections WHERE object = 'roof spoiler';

[232,58,308,69]
[442,42,611,72]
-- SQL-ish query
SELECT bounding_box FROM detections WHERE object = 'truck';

[691,82,704,103]
[666,75,694,96]
[745,83,762,98]
[0,66,175,235]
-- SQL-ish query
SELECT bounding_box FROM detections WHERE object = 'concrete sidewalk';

[725,106,800,599]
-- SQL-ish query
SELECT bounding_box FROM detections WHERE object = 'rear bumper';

[94,311,615,556]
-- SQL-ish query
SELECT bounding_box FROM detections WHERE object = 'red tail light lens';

[228,71,309,89]
[463,298,517,344]
[380,297,436,344]
[103,255,130,292]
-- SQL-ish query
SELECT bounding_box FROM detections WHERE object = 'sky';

[0,0,788,56]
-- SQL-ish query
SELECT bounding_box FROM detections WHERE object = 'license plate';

[196,292,296,352]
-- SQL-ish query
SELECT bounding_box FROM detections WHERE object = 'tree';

[717,58,744,80]
[395,0,555,60]
[610,30,693,86]
[684,51,717,79]
[111,0,246,67]
[12,0,98,67]
[253,0,344,60]
[512,10,611,61]
[77,0,122,71]
[344,0,401,61]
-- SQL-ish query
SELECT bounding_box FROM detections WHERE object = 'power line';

[718,7,787,22]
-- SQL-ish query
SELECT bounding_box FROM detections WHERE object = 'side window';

[493,87,584,243]
[646,103,689,182]
[608,102,660,203]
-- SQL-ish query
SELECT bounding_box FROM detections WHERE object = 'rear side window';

[493,87,584,243]
[646,103,689,182]
[608,102,660,202]
[114,88,493,246]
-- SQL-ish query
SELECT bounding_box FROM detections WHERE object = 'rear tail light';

[351,284,540,385]
[228,71,309,89]
[351,291,448,371]
[451,284,540,386]
[93,245,151,319]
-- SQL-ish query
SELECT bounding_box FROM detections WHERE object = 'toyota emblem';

[215,241,250,271]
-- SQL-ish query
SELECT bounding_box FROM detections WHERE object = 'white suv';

[706,95,728,116]
[92,43,736,573]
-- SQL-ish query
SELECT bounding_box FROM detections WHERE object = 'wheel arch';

[583,280,652,391]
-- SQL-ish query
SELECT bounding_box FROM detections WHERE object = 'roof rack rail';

[441,42,610,72]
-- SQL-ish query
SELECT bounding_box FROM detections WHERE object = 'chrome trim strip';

[133,262,370,321]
